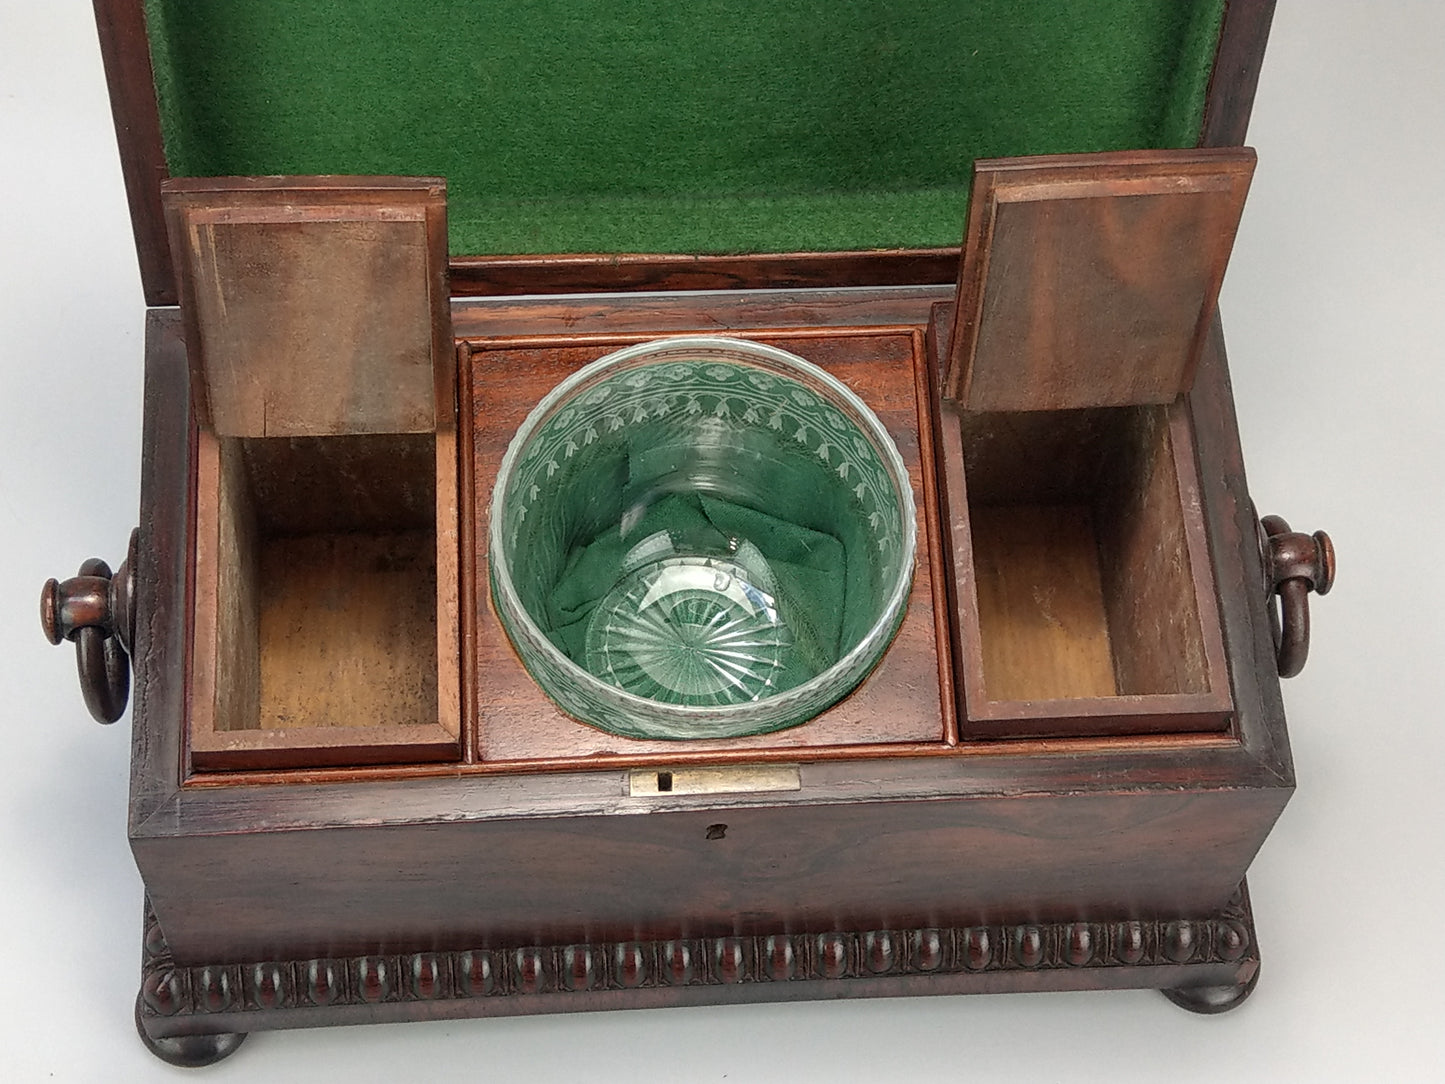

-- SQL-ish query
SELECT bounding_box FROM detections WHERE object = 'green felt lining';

[143,0,1226,258]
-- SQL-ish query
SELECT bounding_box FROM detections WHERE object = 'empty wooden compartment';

[165,178,461,769]
[944,399,1229,736]
[940,149,1252,738]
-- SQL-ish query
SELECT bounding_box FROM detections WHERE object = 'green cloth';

[143,0,1226,258]
[546,492,847,691]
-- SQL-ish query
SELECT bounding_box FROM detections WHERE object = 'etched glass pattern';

[489,337,916,739]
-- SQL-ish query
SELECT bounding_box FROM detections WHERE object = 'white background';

[2,2,1441,1079]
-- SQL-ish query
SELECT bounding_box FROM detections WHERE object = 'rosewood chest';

[39,0,1336,1065]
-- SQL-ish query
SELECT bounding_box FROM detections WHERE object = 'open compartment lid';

[95,0,1275,305]
[161,176,452,438]
[943,147,1255,411]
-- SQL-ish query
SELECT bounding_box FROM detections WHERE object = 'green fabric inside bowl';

[548,492,850,694]
[143,0,1225,257]
[510,419,887,697]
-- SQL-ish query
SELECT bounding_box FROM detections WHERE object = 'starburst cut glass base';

[584,536,801,707]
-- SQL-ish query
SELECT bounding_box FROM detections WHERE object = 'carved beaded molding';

[140,894,1253,1020]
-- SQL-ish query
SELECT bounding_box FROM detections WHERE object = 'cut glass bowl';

[489,337,916,740]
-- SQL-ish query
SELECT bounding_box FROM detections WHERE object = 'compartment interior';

[141,0,1227,257]
[958,404,1210,706]
[209,433,440,732]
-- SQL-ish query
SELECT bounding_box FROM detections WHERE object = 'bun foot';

[1161,965,1259,1014]
[135,992,246,1067]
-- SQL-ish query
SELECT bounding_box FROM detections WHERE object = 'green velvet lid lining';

[143,0,1226,258]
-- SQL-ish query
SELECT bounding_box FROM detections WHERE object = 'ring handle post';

[40,529,139,723]
[1258,514,1334,679]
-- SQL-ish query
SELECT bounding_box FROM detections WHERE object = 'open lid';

[943,147,1255,411]
[162,176,452,438]
[95,0,1276,305]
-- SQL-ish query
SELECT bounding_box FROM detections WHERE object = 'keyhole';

[706,824,727,840]
[656,771,673,792]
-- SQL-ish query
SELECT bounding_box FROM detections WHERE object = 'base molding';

[137,882,1259,1058]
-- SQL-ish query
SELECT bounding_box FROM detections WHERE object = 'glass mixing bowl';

[489,337,916,740]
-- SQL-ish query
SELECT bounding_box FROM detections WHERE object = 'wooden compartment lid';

[943,147,1255,412]
[161,176,452,439]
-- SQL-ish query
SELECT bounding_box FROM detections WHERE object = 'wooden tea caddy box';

[40,1,1338,1065]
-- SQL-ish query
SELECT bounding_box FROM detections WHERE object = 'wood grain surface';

[187,421,461,770]
[971,504,1119,702]
[946,148,1255,410]
[125,291,1291,970]
[162,178,451,439]
[935,304,1232,739]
